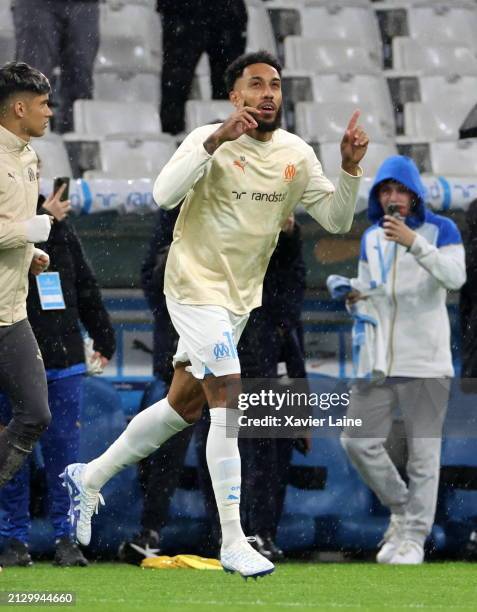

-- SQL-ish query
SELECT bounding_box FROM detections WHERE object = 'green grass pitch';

[2,561,477,611]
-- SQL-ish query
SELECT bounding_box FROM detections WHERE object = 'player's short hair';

[224,51,282,93]
[0,62,51,106]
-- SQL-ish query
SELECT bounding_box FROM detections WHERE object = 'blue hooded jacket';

[362,154,462,264]
[368,155,427,229]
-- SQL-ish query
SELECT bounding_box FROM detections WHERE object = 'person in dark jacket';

[118,206,197,563]
[239,214,309,562]
[0,191,115,567]
[157,0,248,134]
[12,0,99,132]
[460,198,477,384]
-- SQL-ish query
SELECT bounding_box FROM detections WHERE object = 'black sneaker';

[251,534,285,563]
[117,529,161,566]
[53,537,88,567]
[0,538,33,567]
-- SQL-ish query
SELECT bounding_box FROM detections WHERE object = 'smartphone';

[387,204,399,217]
[53,176,70,202]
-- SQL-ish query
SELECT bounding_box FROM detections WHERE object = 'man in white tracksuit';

[340,155,466,565]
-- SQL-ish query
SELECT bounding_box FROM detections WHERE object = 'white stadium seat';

[96,3,161,72]
[94,70,160,105]
[284,37,380,75]
[72,100,160,137]
[85,134,176,180]
[403,101,475,142]
[419,76,477,108]
[32,134,73,179]
[407,6,477,50]
[392,37,477,76]
[294,101,394,143]
[185,100,234,132]
[319,141,398,178]
[429,141,477,177]
[311,74,395,135]
[300,5,383,66]
[245,0,278,56]
[0,0,14,66]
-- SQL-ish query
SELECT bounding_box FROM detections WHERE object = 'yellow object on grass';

[141,555,223,571]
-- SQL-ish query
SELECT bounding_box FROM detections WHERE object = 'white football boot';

[376,514,405,564]
[60,463,104,546]
[390,540,424,565]
[221,537,275,579]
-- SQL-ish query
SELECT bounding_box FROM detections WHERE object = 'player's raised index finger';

[346,109,361,132]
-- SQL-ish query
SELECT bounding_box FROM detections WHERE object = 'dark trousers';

[0,374,83,542]
[13,0,99,132]
[160,1,247,134]
[0,319,50,455]
[137,379,193,533]
[238,309,307,539]
[241,437,294,538]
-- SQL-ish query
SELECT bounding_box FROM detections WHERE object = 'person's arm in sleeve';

[409,220,466,290]
[141,207,178,312]
[0,216,51,249]
[300,155,362,234]
[0,220,28,249]
[68,223,116,359]
[154,104,273,209]
[153,125,217,210]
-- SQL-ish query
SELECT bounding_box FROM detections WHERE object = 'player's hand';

[92,351,109,369]
[383,215,416,248]
[30,248,50,276]
[346,289,367,306]
[340,110,369,175]
[43,183,71,221]
[204,106,261,154]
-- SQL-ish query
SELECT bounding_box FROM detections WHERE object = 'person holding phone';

[0,177,116,567]
[340,155,466,565]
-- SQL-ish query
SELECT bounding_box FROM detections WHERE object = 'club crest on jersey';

[233,156,248,173]
[284,163,297,182]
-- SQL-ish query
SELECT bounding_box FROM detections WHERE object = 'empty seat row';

[32,129,477,185]
[392,37,477,76]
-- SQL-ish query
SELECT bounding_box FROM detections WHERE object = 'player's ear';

[13,99,26,118]
[229,90,241,109]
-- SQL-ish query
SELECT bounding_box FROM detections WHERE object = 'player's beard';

[255,104,283,133]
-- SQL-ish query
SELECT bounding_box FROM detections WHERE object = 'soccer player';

[63,50,369,577]
[0,62,56,488]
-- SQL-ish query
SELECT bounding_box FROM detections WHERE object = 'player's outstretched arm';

[154,106,263,209]
[340,110,369,175]
[301,110,369,233]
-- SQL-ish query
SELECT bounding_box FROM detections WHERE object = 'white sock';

[206,407,245,548]
[83,397,190,491]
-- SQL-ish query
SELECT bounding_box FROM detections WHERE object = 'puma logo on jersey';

[233,156,248,173]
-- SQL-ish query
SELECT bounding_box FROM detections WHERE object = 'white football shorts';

[166,296,249,379]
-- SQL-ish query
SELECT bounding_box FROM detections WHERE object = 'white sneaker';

[221,538,275,579]
[60,463,105,546]
[390,540,424,565]
[376,514,405,564]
